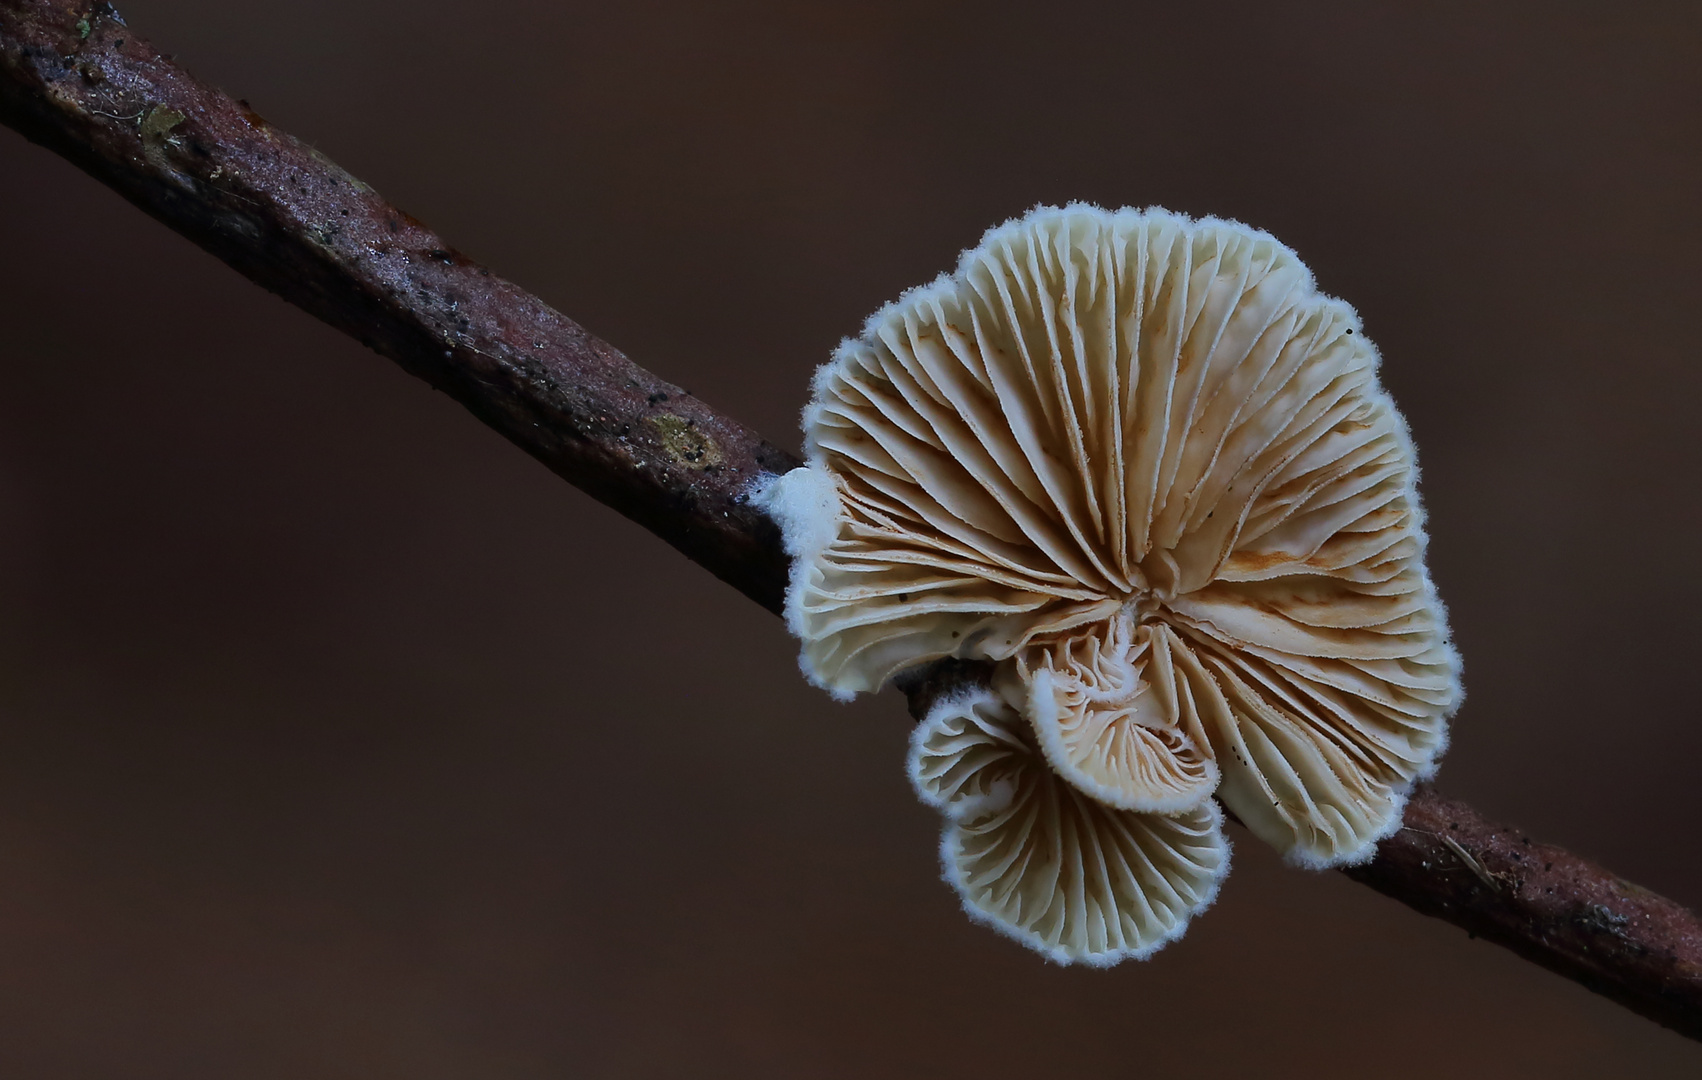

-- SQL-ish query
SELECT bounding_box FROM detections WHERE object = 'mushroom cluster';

[757,205,1461,964]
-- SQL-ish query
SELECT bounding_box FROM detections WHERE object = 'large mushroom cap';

[759,204,1461,958]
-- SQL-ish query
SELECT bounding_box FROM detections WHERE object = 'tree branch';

[4,0,1698,1041]
[0,0,799,613]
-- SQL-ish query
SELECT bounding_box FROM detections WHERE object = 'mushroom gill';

[909,686,1228,964]
[758,204,1461,959]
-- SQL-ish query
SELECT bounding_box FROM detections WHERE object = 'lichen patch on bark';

[648,413,723,470]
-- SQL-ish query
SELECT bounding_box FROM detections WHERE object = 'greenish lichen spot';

[647,414,723,470]
[140,106,186,174]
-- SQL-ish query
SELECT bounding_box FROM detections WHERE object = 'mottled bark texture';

[0,0,798,612]
[1346,789,1702,1041]
[3,0,1698,1042]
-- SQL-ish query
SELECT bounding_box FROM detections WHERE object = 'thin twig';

[3,0,1699,1041]
[0,0,798,612]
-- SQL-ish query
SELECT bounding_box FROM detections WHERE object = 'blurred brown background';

[2,0,1700,1075]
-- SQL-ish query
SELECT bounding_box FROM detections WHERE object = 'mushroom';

[910,684,1229,964]
[757,204,1461,961]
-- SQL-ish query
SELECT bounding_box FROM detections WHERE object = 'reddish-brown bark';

[0,0,799,614]
[1345,790,1702,1039]
[3,0,1698,1041]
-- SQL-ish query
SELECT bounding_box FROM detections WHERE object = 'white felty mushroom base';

[757,204,1461,964]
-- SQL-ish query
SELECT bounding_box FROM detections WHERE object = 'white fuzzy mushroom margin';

[756,203,1462,962]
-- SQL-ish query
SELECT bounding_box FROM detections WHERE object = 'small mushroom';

[910,686,1228,963]
[758,204,1461,960]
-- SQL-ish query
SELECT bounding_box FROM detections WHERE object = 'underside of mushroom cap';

[909,686,1229,964]
[1015,612,1219,813]
[761,202,1461,880]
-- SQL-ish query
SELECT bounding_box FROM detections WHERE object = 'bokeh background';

[3,1,1700,1075]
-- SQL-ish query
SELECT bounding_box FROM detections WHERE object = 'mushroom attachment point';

[756,204,1461,963]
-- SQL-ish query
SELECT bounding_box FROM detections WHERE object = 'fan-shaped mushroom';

[911,686,1228,963]
[757,204,1461,961]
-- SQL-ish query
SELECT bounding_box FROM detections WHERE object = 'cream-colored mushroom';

[758,204,1461,959]
[910,685,1228,964]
